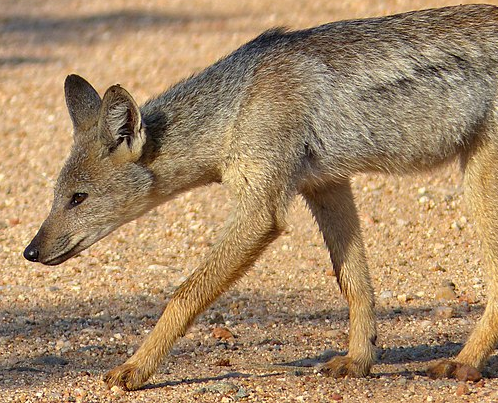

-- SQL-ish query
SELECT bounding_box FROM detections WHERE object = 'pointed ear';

[99,85,145,163]
[64,74,102,131]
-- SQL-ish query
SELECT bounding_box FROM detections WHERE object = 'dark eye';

[69,192,88,208]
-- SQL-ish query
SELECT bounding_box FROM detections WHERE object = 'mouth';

[42,238,86,266]
[38,225,117,266]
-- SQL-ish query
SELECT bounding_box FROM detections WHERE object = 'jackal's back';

[224,4,498,180]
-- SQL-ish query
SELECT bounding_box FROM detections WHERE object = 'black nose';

[23,245,39,262]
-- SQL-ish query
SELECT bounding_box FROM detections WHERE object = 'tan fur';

[24,5,498,390]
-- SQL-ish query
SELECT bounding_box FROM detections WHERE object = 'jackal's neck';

[142,62,246,134]
[138,62,247,200]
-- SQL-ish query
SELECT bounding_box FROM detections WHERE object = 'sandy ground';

[2,0,498,401]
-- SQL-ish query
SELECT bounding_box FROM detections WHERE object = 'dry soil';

[1,0,498,402]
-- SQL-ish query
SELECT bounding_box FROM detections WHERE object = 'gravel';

[2,0,498,402]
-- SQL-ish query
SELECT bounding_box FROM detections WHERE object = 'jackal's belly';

[302,117,479,182]
[305,92,493,178]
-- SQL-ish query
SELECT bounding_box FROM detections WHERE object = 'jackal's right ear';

[99,85,145,164]
[64,74,102,131]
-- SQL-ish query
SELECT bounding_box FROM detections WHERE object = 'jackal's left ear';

[65,74,102,131]
[99,85,145,163]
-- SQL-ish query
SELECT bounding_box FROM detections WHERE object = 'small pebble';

[418,195,430,204]
[324,329,343,339]
[434,262,446,272]
[419,320,432,329]
[8,218,20,226]
[455,382,470,396]
[396,218,409,226]
[205,382,239,394]
[214,358,231,366]
[433,306,455,319]
[435,285,457,301]
[209,312,225,324]
[235,387,249,399]
[110,385,126,397]
[325,269,335,277]
[397,293,413,303]
[379,290,394,299]
[212,327,233,340]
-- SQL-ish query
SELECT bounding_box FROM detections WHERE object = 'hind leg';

[428,141,498,381]
[302,180,376,377]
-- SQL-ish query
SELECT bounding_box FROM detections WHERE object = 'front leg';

[104,193,287,390]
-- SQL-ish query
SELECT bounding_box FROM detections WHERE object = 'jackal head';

[24,75,155,265]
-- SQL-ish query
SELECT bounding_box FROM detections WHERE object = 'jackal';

[24,4,498,390]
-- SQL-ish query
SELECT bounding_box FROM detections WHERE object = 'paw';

[319,356,371,378]
[104,362,150,391]
[427,359,481,382]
